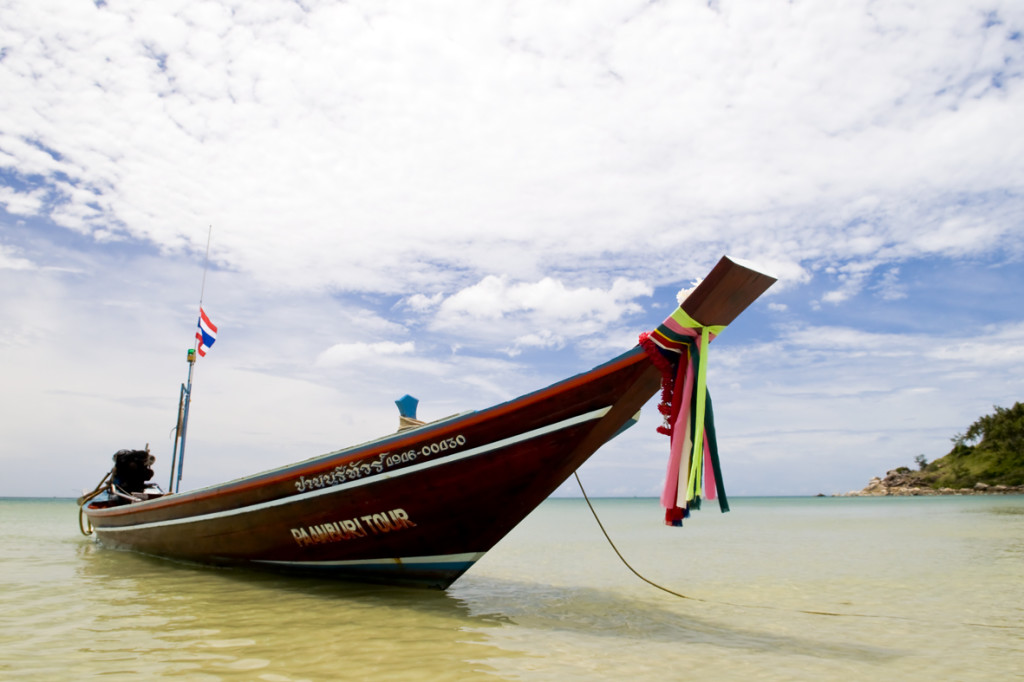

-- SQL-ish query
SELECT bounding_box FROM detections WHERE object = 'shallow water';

[2,496,1022,680]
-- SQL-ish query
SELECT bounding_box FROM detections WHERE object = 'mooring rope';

[574,471,1023,630]
[573,471,875,616]
[573,471,704,602]
[76,468,114,536]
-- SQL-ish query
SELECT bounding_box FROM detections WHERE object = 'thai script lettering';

[293,434,466,493]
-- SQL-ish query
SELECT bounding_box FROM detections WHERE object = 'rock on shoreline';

[839,470,1024,497]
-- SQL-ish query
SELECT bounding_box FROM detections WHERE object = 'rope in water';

[574,471,1023,630]
[573,471,703,602]
[574,470,866,616]
[573,471,896,617]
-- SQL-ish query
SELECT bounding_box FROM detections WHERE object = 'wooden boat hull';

[87,349,662,588]
[84,256,776,588]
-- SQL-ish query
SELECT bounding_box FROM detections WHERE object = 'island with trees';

[845,402,1024,496]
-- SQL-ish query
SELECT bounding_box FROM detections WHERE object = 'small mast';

[168,347,196,493]
[168,226,215,493]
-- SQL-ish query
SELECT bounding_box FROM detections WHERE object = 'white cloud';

[315,340,415,367]
[504,330,566,357]
[872,267,908,301]
[0,244,35,270]
[403,292,444,312]
[428,275,652,351]
[0,187,46,216]
[437,276,647,322]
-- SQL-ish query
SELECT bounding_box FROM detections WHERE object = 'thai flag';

[196,307,218,357]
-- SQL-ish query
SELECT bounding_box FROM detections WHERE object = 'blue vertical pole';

[170,349,196,493]
[168,383,185,491]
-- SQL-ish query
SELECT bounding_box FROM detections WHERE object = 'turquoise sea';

[1,495,1022,680]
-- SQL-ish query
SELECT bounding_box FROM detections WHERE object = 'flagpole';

[171,226,213,493]
[197,225,213,312]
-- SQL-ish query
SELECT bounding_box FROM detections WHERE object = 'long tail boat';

[79,257,775,588]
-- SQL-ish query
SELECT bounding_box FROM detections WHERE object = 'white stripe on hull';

[94,406,612,533]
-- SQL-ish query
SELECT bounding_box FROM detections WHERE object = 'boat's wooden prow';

[680,257,777,327]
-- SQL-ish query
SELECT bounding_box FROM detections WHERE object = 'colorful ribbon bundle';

[640,307,730,526]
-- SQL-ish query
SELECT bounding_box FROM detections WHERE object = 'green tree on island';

[924,402,1024,488]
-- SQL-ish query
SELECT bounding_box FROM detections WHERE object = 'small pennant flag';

[195,307,218,357]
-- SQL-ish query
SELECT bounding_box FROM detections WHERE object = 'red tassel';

[665,506,686,526]
[640,334,680,437]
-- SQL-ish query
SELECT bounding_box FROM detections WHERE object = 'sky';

[1,0,1022,499]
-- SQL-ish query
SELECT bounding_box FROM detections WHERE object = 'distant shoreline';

[836,478,1024,497]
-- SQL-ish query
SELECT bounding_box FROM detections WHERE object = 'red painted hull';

[84,256,776,588]
[86,348,662,588]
